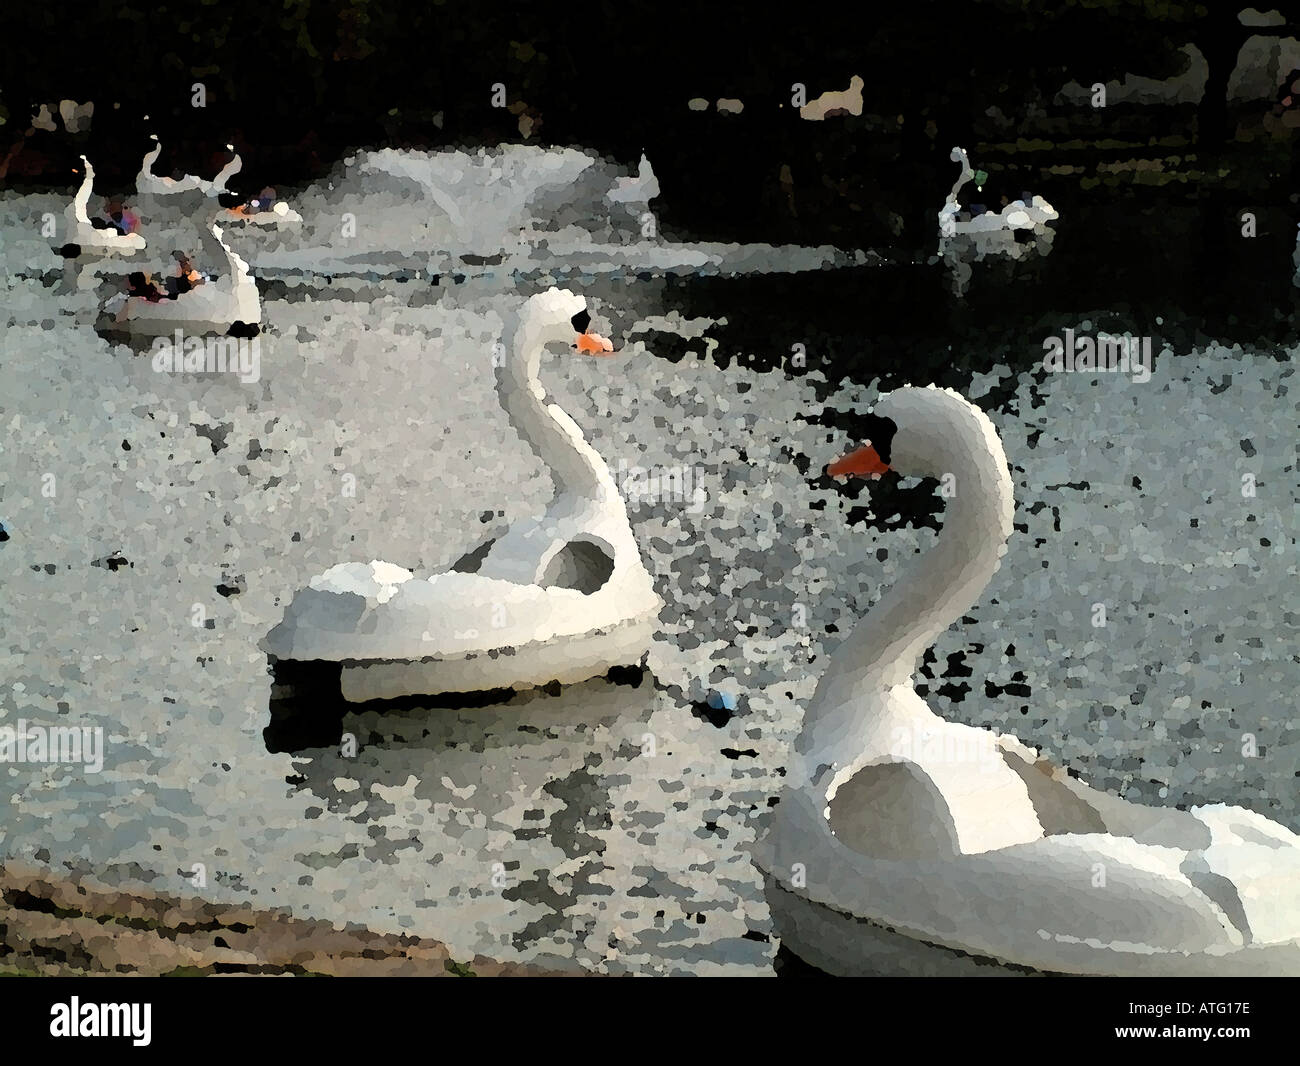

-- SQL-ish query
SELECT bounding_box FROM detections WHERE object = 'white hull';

[335,611,657,703]
[765,876,1032,976]
[220,205,303,228]
[765,870,1300,976]
[111,304,261,337]
[64,229,145,256]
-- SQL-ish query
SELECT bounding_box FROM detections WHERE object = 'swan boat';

[938,147,1057,296]
[59,156,146,257]
[137,135,207,199]
[136,136,241,216]
[605,153,660,238]
[107,221,261,336]
[754,386,1300,976]
[262,288,662,703]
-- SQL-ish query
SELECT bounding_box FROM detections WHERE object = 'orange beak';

[575,332,615,355]
[827,443,890,480]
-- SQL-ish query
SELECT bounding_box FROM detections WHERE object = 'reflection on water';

[282,674,652,952]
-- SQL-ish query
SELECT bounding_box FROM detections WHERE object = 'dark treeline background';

[3,0,1300,262]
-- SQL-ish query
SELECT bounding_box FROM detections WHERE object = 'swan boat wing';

[757,783,1300,975]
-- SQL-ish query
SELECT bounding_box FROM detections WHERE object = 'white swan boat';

[606,153,660,206]
[136,137,241,214]
[207,144,242,196]
[108,221,261,336]
[755,386,1300,976]
[263,288,662,703]
[938,147,1057,295]
[136,135,207,199]
[60,156,146,257]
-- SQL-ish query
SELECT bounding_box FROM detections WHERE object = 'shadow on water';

[637,198,1300,404]
[264,657,649,754]
[265,668,659,952]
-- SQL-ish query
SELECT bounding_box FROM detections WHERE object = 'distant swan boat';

[938,147,1058,296]
[107,221,260,337]
[136,137,241,216]
[60,156,146,257]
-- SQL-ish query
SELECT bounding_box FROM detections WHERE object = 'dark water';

[651,195,1300,394]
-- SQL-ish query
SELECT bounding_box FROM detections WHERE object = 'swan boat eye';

[858,413,898,464]
[570,309,591,334]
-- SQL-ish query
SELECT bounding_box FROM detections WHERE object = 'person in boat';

[110,198,141,235]
[93,198,136,235]
[126,271,166,302]
[244,185,278,214]
[89,198,118,232]
[166,251,205,297]
[105,197,126,234]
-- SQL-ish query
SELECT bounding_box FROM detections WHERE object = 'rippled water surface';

[2,164,1297,973]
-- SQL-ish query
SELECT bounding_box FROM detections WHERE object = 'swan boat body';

[754,386,1300,976]
[108,222,261,336]
[61,156,146,256]
[263,288,662,703]
[219,198,303,228]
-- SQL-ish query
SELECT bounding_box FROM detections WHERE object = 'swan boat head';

[795,386,1015,772]
[512,288,612,359]
[136,135,208,202]
[831,386,1010,486]
[61,156,146,257]
[946,146,973,199]
[498,288,619,500]
[207,144,242,196]
[485,286,637,582]
[70,155,95,223]
[141,133,161,169]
